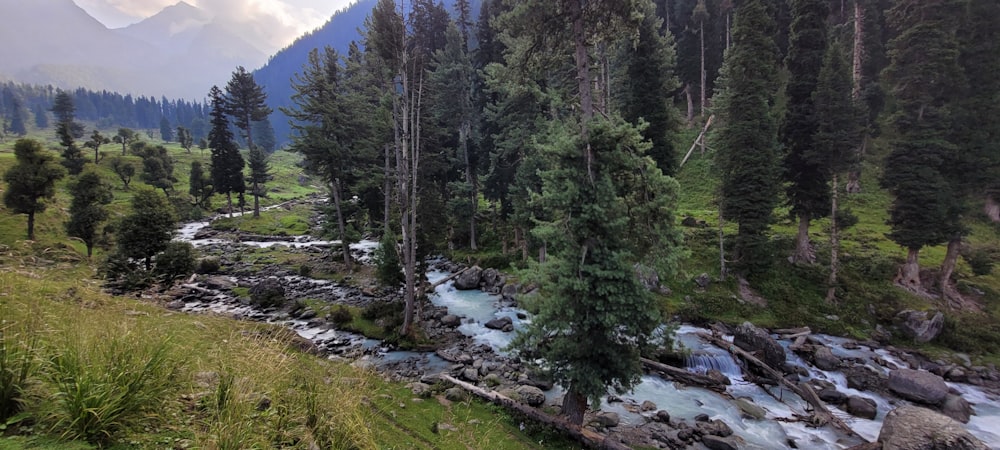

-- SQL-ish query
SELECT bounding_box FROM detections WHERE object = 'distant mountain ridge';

[0,0,271,100]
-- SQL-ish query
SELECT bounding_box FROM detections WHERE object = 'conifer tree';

[113,128,138,156]
[115,187,177,271]
[880,0,965,291]
[246,145,269,218]
[188,161,214,209]
[224,67,272,217]
[52,90,86,175]
[712,0,781,277]
[781,0,829,264]
[3,139,66,240]
[208,85,245,216]
[83,129,110,164]
[66,169,114,257]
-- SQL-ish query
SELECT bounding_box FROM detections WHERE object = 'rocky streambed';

[163,203,1000,450]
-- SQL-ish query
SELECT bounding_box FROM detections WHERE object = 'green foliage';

[188,160,214,209]
[154,242,196,283]
[196,256,221,274]
[132,141,176,194]
[65,169,113,257]
[0,315,39,423]
[374,233,405,287]
[112,128,137,156]
[114,187,178,272]
[176,126,194,153]
[208,85,245,212]
[711,0,781,277]
[52,90,86,175]
[44,329,177,445]
[329,306,354,326]
[962,244,998,276]
[3,138,67,240]
[159,117,173,142]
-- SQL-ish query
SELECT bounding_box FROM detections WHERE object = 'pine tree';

[712,0,781,277]
[66,169,114,257]
[113,128,138,156]
[176,126,194,153]
[224,66,272,217]
[83,129,110,164]
[32,103,48,129]
[159,117,173,142]
[188,161,214,209]
[208,85,245,216]
[3,139,67,240]
[880,0,966,292]
[115,187,177,271]
[246,145,269,217]
[781,0,830,264]
[52,90,86,175]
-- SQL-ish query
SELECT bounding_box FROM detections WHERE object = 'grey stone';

[813,346,842,371]
[846,395,878,420]
[441,314,461,327]
[696,419,733,437]
[694,273,711,289]
[878,405,988,450]
[735,398,766,420]
[408,382,431,396]
[454,266,483,290]
[461,368,479,382]
[480,268,505,293]
[818,387,848,405]
[514,385,546,407]
[655,410,671,423]
[941,394,973,424]
[444,387,466,402]
[894,310,945,343]
[640,400,657,412]
[501,283,519,302]
[888,369,949,405]
[485,316,513,331]
[702,435,740,450]
[733,322,786,369]
[166,300,185,310]
[592,411,620,428]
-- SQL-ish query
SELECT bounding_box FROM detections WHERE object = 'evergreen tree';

[83,129,110,164]
[781,0,830,264]
[113,128,138,155]
[188,161,214,209]
[712,0,781,278]
[208,85,245,216]
[880,0,966,291]
[33,102,48,129]
[52,90,86,175]
[246,145,269,217]
[251,119,277,154]
[176,126,194,153]
[66,169,114,257]
[159,117,173,142]
[109,156,135,190]
[224,66,271,217]
[115,187,177,271]
[2,89,27,136]
[2,139,67,240]
[811,40,862,302]
[133,142,177,195]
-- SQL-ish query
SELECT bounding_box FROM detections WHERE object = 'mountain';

[0,0,270,100]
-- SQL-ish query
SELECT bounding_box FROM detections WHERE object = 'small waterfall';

[685,351,743,377]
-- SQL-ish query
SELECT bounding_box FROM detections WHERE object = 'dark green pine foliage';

[616,1,681,176]
[246,145,270,217]
[2,88,27,136]
[712,0,781,277]
[880,0,966,285]
[512,118,680,420]
[133,142,176,195]
[113,128,138,156]
[251,119,276,154]
[188,161,214,209]
[51,90,87,175]
[208,85,245,216]
[2,139,67,240]
[66,169,114,257]
[33,103,48,129]
[115,187,177,271]
[956,0,1000,213]
[176,126,194,153]
[159,117,173,142]
[811,41,862,189]
[83,130,110,164]
[781,0,829,264]
[224,67,272,217]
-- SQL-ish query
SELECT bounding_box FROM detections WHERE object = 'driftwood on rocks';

[697,332,868,443]
[428,266,474,290]
[437,374,630,450]
[641,358,731,394]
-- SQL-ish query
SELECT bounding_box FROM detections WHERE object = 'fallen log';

[696,331,868,443]
[774,326,811,336]
[640,358,731,394]
[428,266,474,290]
[437,374,630,450]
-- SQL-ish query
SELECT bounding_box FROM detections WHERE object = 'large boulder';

[733,322,786,369]
[484,316,513,331]
[894,310,945,343]
[702,435,741,450]
[878,405,988,450]
[513,385,546,407]
[941,394,973,424]
[454,266,483,290]
[813,346,842,371]
[888,369,948,405]
[249,277,286,308]
[480,268,505,294]
[846,395,878,420]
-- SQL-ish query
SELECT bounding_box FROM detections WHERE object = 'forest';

[1,0,999,448]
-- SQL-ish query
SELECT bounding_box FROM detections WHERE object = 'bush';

[249,278,286,308]
[44,330,177,445]
[196,256,221,274]
[962,244,997,276]
[298,264,313,277]
[154,242,196,282]
[374,234,404,287]
[329,306,353,326]
[99,252,152,292]
[361,301,404,339]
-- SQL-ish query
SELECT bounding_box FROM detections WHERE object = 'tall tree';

[188,161,214,209]
[110,156,135,190]
[113,128,138,156]
[224,66,272,217]
[66,169,114,257]
[811,40,862,302]
[245,145,269,217]
[880,0,965,292]
[52,90,86,175]
[115,187,177,271]
[208,85,245,216]
[159,117,173,142]
[83,129,110,164]
[3,139,67,240]
[176,126,194,153]
[133,142,176,195]
[32,103,48,129]
[712,0,781,278]
[251,119,277,153]
[781,0,830,264]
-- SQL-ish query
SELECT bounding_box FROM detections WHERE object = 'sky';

[74,0,358,48]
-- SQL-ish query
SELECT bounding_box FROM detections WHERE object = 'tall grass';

[0,315,39,424]
[43,327,177,445]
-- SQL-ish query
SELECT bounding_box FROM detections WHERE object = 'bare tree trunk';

[383,144,392,231]
[985,194,1000,222]
[719,206,726,282]
[700,20,706,117]
[460,123,477,250]
[847,1,865,195]
[826,174,840,303]
[939,238,961,302]
[331,179,352,271]
[684,84,695,125]
[791,215,815,264]
[897,248,922,289]
[726,13,731,50]
[539,242,547,264]
[226,192,234,218]
[516,227,528,262]
[562,388,587,426]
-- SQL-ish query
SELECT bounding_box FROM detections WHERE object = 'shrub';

[328,306,353,326]
[196,256,221,274]
[373,234,404,287]
[249,278,286,308]
[0,318,39,422]
[44,330,176,445]
[298,264,313,277]
[361,301,404,339]
[962,244,997,276]
[99,251,152,292]
[154,241,196,282]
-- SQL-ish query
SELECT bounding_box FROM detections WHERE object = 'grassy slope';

[0,131,575,449]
